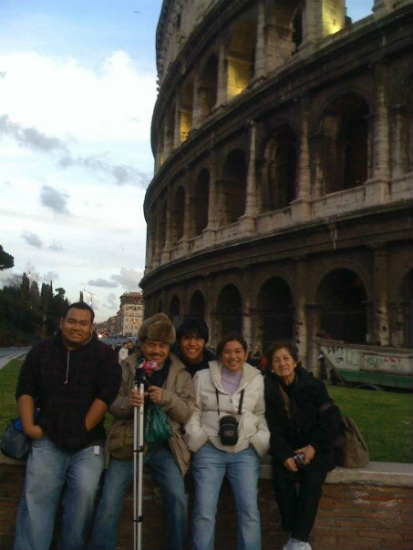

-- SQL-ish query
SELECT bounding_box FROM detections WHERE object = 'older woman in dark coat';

[264,342,341,550]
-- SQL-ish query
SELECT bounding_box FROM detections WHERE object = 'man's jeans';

[13,436,104,550]
[191,443,262,550]
[90,443,188,550]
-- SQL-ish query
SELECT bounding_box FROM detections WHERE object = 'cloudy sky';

[0,0,373,322]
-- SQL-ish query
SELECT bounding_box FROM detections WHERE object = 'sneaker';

[291,539,312,550]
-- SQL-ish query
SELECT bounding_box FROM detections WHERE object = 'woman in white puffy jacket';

[185,331,270,550]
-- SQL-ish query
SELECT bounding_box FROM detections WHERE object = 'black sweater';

[264,365,341,471]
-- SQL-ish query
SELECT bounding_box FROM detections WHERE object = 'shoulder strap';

[277,382,292,420]
[216,388,245,416]
[319,399,335,415]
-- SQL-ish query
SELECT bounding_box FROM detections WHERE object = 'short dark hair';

[265,341,298,367]
[176,317,209,343]
[62,302,95,323]
[216,331,247,357]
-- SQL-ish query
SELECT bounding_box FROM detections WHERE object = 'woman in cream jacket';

[185,331,270,550]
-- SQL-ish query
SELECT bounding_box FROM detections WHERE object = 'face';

[140,339,170,367]
[271,347,297,385]
[60,308,93,349]
[220,340,248,372]
[179,334,206,364]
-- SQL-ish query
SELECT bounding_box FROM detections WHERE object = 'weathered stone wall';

[1,455,412,550]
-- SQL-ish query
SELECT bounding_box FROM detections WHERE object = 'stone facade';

[142,0,413,368]
[115,292,144,337]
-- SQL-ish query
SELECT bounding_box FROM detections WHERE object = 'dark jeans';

[271,462,328,542]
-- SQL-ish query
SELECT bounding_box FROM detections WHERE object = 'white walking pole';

[133,381,144,550]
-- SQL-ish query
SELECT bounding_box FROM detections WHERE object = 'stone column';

[294,257,308,363]
[391,105,411,179]
[254,0,266,79]
[161,192,172,264]
[369,63,391,202]
[372,245,390,346]
[181,177,192,254]
[291,101,311,221]
[216,37,227,108]
[242,268,253,350]
[203,147,218,246]
[241,120,258,234]
[173,98,181,149]
[192,71,202,129]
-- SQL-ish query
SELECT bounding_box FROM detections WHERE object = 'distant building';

[116,292,144,337]
[141,0,413,371]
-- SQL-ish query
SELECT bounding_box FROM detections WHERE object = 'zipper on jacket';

[64,350,70,384]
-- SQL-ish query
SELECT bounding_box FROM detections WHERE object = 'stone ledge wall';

[1,455,412,550]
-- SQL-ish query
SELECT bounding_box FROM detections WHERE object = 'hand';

[24,425,44,440]
[129,388,144,408]
[283,457,298,473]
[294,444,316,466]
[147,385,163,404]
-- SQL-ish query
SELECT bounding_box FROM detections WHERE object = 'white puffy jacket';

[184,360,270,456]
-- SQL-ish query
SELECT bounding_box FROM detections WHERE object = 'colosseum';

[140,0,413,370]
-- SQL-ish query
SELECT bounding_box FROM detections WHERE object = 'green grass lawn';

[328,384,413,463]
[1,360,412,463]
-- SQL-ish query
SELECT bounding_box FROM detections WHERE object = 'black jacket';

[16,332,121,451]
[264,365,341,471]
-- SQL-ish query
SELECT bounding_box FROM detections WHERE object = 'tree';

[0,245,14,271]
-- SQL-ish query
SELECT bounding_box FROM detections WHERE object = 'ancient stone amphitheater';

[140,0,413,369]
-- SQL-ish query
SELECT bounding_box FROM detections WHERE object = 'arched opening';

[257,277,294,353]
[320,94,369,194]
[317,269,367,343]
[394,76,413,175]
[194,169,209,235]
[199,55,218,122]
[216,284,243,339]
[264,125,298,211]
[227,19,256,99]
[292,8,303,53]
[189,290,206,319]
[219,149,247,226]
[180,80,193,142]
[157,300,163,313]
[265,1,301,67]
[173,186,185,242]
[400,269,413,347]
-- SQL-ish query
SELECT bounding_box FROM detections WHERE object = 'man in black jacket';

[174,317,216,377]
[13,302,121,550]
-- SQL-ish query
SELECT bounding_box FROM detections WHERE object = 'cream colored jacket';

[106,352,195,475]
[184,360,270,456]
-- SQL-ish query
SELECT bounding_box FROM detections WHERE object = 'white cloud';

[111,267,143,291]
[22,232,43,248]
[40,185,70,214]
[88,278,118,288]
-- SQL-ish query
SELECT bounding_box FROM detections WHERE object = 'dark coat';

[264,365,341,471]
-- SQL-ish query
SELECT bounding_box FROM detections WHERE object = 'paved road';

[0,347,31,370]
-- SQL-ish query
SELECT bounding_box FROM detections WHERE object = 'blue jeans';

[14,436,104,550]
[90,443,188,550]
[191,443,261,550]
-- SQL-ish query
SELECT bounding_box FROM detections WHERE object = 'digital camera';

[293,452,306,469]
[134,360,158,390]
[218,415,239,446]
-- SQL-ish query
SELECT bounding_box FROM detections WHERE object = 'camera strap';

[215,388,245,417]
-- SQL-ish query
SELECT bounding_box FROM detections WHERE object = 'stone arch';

[318,93,370,194]
[265,0,302,64]
[189,290,206,319]
[172,186,185,242]
[227,18,256,99]
[180,80,193,142]
[216,284,243,339]
[256,276,294,354]
[193,169,209,235]
[218,149,247,226]
[158,199,167,251]
[316,268,368,344]
[165,102,176,156]
[263,124,298,211]
[199,54,218,122]
[157,299,164,313]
